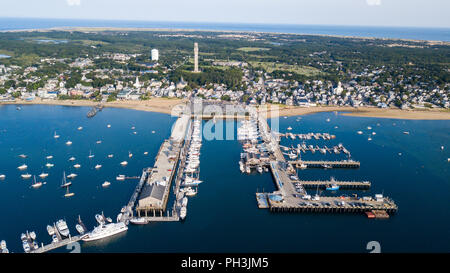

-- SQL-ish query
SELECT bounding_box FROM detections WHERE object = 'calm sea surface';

[0,105,449,253]
[0,18,449,42]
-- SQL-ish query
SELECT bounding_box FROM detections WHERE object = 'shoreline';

[2,99,450,120]
[2,25,449,45]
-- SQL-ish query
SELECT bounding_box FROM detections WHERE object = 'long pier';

[296,180,371,190]
[290,160,360,168]
[31,235,82,253]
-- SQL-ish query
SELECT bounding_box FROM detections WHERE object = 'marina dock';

[290,160,360,168]
[296,179,371,190]
[30,235,82,253]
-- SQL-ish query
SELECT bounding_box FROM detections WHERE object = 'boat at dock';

[82,222,128,242]
[46,225,55,236]
[95,213,106,225]
[180,207,187,220]
[56,219,70,237]
[130,217,148,225]
[75,224,85,235]
[184,187,197,197]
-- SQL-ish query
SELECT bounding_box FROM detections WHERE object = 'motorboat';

[82,222,128,242]
[67,173,77,179]
[46,155,53,160]
[95,164,102,169]
[75,224,85,235]
[21,173,32,179]
[39,173,48,179]
[74,164,81,168]
[66,140,72,145]
[45,163,54,168]
[120,161,128,166]
[130,217,148,225]
[69,157,76,161]
[102,181,111,188]
[56,219,70,237]
[46,225,55,236]
[95,214,105,225]
[17,164,28,170]
[116,175,125,181]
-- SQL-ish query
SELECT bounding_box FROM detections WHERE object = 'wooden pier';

[30,234,83,253]
[296,180,371,190]
[290,160,360,168]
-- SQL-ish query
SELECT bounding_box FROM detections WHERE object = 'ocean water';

[0,105,449,253]
[0,18,449,42]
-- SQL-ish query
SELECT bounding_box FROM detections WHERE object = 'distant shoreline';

[2,25,449,45]
[2,99,450,120]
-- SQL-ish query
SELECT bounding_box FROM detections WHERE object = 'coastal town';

[1,30,449,112]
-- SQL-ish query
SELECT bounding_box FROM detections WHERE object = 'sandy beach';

[260,105,450,120]
[2,99,450,120]
[1,98,187,115]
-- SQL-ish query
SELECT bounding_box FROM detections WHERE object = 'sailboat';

[61,172,72,187]
[128,151,133,158]
[31,175,43,189]
[88,150,95,159]
[54,131,60,139]
[64,186,75,198]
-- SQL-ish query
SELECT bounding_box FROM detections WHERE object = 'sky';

[0,0,449,28]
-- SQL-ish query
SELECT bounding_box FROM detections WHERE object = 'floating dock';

[290,160,360,168]
[30,235,82,253]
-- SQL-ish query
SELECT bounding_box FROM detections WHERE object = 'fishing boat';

[61,172,72,187]
[31,176,43,189]
[95,164,102,169]
[46,155,53,160]
[64,187,75,198]
[56,219,70,237]
[45,163,54,168]
[17,164,28,170]
[88,150,95,159]
[182,179,203,187]
[66,140,72,145]
[326,184,340,191]
[69,156,76,161]
[116,175,125,181]
[74,164,81,168]
[82,222,128,242]
[120,161,128,166]
[21,173,32,179]
[54,131,60,139]
[29,231,36,241]
[130,217,148,225]
[46,225,55,236]
[102,181,111,188]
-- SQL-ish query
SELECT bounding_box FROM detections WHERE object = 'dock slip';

[30,235,82,253]
[135,115,190,217]
[296,180,371,190]
[290,160,360,168]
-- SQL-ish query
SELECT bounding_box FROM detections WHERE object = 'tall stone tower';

[194,42,199,73]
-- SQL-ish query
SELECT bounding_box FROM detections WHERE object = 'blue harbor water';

[0,18,449,42]
[0,105,449,253]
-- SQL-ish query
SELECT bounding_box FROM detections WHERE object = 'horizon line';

[1,16,450,30]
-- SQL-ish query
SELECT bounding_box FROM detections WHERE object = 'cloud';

[67,0,81,6]
[366,0,382,6]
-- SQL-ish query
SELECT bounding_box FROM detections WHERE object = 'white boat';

[184,187,197,197]
[21,173,32,179]
[46,155,53,160]
[45,163,54,168]
[0,174,5,180]
[257,165,263,173]
[69,157,76,161]
[88,150,95,158]
[56,219,70,237]
[75,224,85,235]
[120,161,128,166]
[357,131,363,135]
[54,132,60,139]
[95,214,105,225]
[96,140,102,144]
[95,164,102,169]
[143,152,148,155]
[299,163,307,170]
[17,164,28,170]
[326,118,330,122]
[102,181,111,188]
[46,225,55,236]
[0,240,6,250]
[74,164,81,168]
[108,154,114,158]
[182,180,203,187]
[151,130,155,134]
[52,234,58,243]
[22,241,31,253]
[367,126,372,130]
[39,173,48,179]
[19,154,27,158]
[82,222,128,242]
[180,207,187,220]
[368,137,372,141]
[116,175,125,181]
[128,152,133,158]
[66,141,72,145]
[107,124,111,128]
[61,172,72,187]
[67,173,77,179]
[31,175,43,189]
[130,217,148,225]
[77,126,83,131]
[64,187,75,197]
